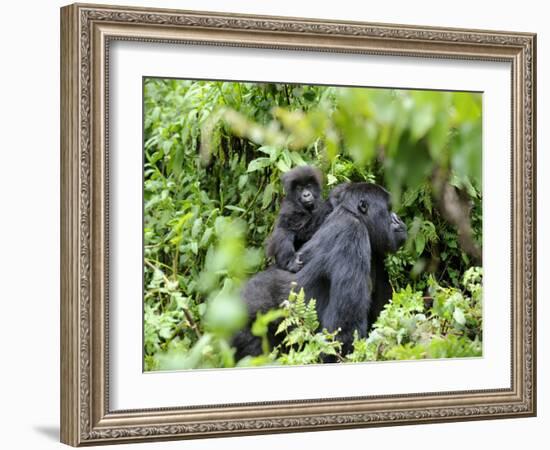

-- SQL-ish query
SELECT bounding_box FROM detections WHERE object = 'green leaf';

[415,233,426,255]
[276,159,290,172]
[261,183,275,209]
[327,174,338,186]
[205,292,247,337]
[191,218,202,239]
[257,145,279,160]
[247,157,272,172]
[410,103,434,141]
[162,139,173,155]
[251,309,287,337]
[224,205,246,213]
[288,151,307,167]
[453,307,466,326]
[238,174,248,190]
[200,227,213,248]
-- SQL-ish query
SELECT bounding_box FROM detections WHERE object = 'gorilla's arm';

[291,219,325,271]
[265,224,301,272]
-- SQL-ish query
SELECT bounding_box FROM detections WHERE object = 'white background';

[0,0,546,449]
[111,43,511,409]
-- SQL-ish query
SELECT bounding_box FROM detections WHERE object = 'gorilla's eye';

[358,199,368,214]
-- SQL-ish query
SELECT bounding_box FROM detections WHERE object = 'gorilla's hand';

[286,253,303,273]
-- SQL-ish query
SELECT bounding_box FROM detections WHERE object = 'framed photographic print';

[60,3,537,446]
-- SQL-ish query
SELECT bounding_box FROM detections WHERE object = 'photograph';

[143,79,483,371]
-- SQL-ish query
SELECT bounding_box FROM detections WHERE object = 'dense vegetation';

[143,78,482,371]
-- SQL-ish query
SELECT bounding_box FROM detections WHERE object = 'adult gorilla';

[233,182,407,359]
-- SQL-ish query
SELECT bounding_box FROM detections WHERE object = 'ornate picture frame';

[60,3,536,446]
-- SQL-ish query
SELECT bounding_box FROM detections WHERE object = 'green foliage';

[143,78,483,370]
[148,218,261,370]
[275,287,342,365]
[347,267,482,362]
[236,287,343,367]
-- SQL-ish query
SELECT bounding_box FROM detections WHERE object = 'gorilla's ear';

[358,199,369,215]
[328,183,350,208]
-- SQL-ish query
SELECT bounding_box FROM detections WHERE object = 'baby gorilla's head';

[282,166,323,211]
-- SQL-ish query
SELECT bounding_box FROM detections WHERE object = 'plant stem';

[240,178,265,218]
[144,259,170,283]
[172,248,179,280]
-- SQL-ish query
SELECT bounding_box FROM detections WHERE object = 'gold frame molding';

[60,2,537,446]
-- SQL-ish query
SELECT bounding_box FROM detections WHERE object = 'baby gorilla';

[265,166,330,272]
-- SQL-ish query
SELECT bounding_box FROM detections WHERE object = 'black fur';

[234,182,407,360]
[265,166,330,272]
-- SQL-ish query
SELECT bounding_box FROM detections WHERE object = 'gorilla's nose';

[302,191,313,201]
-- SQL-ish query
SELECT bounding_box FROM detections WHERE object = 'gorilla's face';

[335,183,407,255]
[282,166,323,212]
[389,212,407,251]
[294,181,320,210]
